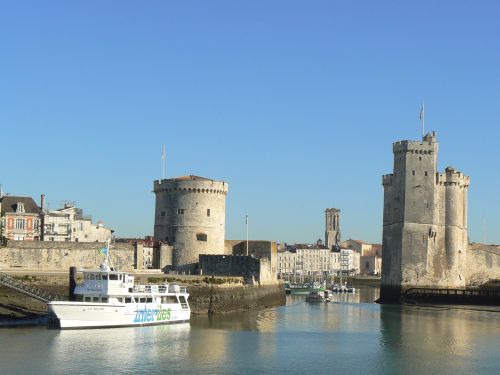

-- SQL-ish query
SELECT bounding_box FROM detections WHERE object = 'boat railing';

[133,284,188,294]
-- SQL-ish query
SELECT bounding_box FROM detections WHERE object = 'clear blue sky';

[1,1,499,245]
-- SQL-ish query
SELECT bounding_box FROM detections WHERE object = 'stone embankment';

[0,271,285,325]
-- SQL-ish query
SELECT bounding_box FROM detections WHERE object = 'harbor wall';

[199,254,277,285]
[0,241,137,271]
[466,244,500,286]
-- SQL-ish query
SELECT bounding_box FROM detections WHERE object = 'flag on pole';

[246,214,248,225]
[161,144,166,161]
[419,104,424,120]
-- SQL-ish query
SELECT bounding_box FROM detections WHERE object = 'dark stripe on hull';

[54,319,190,330]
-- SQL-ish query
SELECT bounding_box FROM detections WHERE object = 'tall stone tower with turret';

[325,208,341,250]
[381,132,470,301]
[153,175,228,273]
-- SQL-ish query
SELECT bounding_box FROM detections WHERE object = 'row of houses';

[0,194,113,243]
[277,239,382,278]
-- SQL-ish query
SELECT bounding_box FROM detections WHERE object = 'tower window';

[177,209,184,214]
[419,157,422,161]
[412,170,415,176]
[424,171,428,177]
[196,233,208,241]
[207,209,211,217]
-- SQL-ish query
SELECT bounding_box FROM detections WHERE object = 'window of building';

[161,211,165,216]
[207,209,211,217]
[16,203,25,213]
[412,170,415,176]
[177,209,184,214]
[15,219,25,229]
[196,233,208,241]
[425,171,428,176]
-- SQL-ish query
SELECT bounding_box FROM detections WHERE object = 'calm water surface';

[1,287,499,374]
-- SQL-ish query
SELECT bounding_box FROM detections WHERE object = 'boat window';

[95,274,102,280]
[117,297,123,303]
[146,298,153,303]
[139,297,146,303]
[93,297,99,302]
[178,296,187,304]
[76,295,83,302]
[88,274,95,280]
[109,274,118,280]
[84,296,91,302]
[102,275,108,280]
[102,297,108,303]
[163,296,177,303]
[125,297,132,303]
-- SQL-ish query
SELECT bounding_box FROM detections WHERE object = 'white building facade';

[43,204,113,242]
[278,246,360,278]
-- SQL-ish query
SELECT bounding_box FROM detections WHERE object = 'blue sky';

[1,1,499,244]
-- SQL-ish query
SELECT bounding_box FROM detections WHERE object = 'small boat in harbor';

[285,281,325,295]
[305,289,330,303]
[330,282,356,294]
[48,242,190,329]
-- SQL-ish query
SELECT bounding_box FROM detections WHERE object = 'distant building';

[325,208,341,250]
[43,203,113,242]
[0,193,112,243]
[277,244,360,278]
[360,255,382,275]
[340,239,373,256]
[0,196,42,241]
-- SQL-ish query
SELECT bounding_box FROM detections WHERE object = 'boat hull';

[48,301,190,329]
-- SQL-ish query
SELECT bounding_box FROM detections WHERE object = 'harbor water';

[1,287,499,374]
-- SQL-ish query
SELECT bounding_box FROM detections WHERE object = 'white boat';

[48,243,190,329]
[330,282,356,294]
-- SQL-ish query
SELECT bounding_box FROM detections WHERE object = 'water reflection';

[379,304,500,374]
[1,288,499,375]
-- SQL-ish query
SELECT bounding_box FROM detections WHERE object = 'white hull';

[48,301,190,329]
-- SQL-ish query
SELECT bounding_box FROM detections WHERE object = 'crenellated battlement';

[382,174,393,187]
[154,177,228,195]
[393,131,438,155]
[437,167,470,187]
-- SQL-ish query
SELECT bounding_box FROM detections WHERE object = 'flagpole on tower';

[420,102,425,138]
[161,144,166,180]
[246,214,249,256]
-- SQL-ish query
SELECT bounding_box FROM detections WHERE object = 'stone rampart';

[199,254,278,285]
[0,241,136,271]
[466,244,500,286]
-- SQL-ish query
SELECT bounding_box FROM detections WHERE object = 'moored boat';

[305,289,330,303]
[48,243,190,329]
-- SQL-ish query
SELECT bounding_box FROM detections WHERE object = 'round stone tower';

[153,175,228,273]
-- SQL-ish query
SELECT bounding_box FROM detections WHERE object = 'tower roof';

[172,175,214,181]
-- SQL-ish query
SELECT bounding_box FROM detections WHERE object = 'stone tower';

[325,208,341,250]
[381,132,470,301]
[153,175,229,273]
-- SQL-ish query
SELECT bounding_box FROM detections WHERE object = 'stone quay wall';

[0,241,137,271]
[188,283,285,314]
